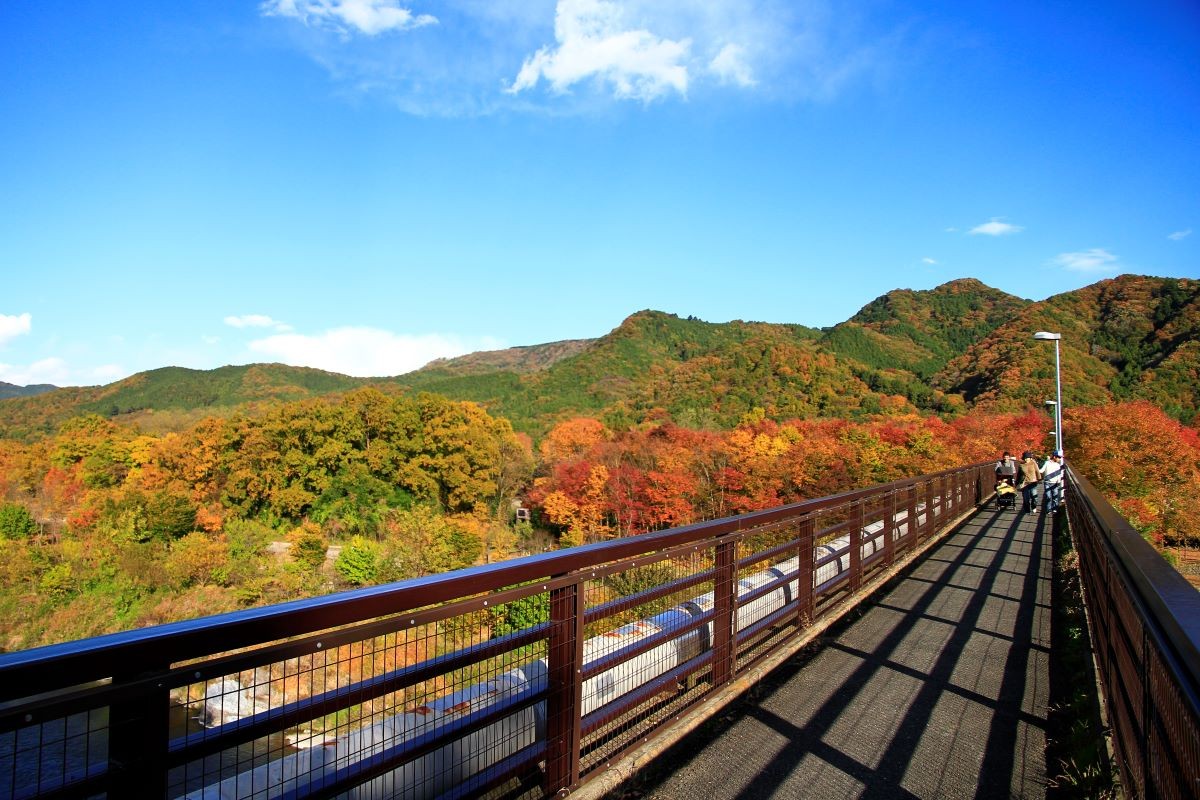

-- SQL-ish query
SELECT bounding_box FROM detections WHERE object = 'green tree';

[0,502,37,540]
[334,536,381,585]
[490,591,549,637]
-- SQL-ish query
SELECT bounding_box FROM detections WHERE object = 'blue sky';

[1,1,1197,386]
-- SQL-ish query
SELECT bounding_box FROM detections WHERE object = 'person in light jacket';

[1018,451,1042,513]
[1040,451,1064,513]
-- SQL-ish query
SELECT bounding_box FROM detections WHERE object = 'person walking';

[1018,451,1042,513]
[1041,451,1064,513]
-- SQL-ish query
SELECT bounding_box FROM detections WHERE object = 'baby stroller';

[995,477,1017,510]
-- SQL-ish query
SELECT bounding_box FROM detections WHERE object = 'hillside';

[937,275,1200,423]
[3,275,1197,440]
[395,311,889,433]
[0,382,56,401]
[0,364,373,439]
[418,339,593,376]
[822,278,1031,377]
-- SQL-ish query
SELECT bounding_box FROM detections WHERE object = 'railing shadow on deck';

[0,463,996,800]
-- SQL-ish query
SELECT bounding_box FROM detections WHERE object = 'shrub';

[334,536,380,586]
[0,502,37,540]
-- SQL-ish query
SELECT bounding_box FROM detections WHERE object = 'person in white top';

[1041,451,1064,513]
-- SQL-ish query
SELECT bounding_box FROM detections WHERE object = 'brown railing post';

[546,577,585,795]
[923,480,934,540]
[883,490,896,568]
[109,665,170,798]
[849,501,863,593]
[905,484,917,550]
[712,536,739,687]
[796,516,814,627]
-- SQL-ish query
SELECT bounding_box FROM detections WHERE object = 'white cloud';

[709,43,755,87]
[224,314,293,332]
[0,313,32,347]
[0,357,70,387]
[261,0,437,36]
[969,218,1023,236]
[262,0,897,114]
[247,326,505,377]
[1168,229,1192,241]
[922,257,937,265]
[1051,248,1120,273]
[509,0,691,101]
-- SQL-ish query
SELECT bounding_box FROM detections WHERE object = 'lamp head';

[1033,331,1062,341]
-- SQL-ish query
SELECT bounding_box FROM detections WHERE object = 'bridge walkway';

[608,502,1052,799]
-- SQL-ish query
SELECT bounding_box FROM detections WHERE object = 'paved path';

[612,504,1052,800]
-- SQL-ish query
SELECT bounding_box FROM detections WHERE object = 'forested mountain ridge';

[937,274,1200,423]
[0,382,57,400]
[418,338,594,376]
[821,278,1031,377]
[395,311,866,433]
[0,364,377,440]
[3,275,1197,442]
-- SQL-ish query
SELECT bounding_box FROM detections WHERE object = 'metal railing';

[0,463,993,800]
[1066,468,1200,799]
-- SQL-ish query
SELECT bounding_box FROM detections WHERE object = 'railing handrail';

[0,461,989,700]
[1068,467,1200,697]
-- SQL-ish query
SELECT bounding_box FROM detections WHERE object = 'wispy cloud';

[1168,229,1192,241]
[0,312,32,347]
[1051,248,1119,273]
[247,326,505,376]
[509,0,691,101]
[262,0,899,114]
[922,257,937,265]
[0,357,69,387]
[969,218,1023,236]
[261,0,437,37]
[224,314,293,332]
[709,43,756,87]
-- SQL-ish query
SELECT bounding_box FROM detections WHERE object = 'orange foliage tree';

[1065,402,1200,547]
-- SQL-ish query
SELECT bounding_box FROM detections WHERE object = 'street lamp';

[1033,332,1063,455]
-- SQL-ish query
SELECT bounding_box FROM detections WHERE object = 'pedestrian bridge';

[1,464,1197,799]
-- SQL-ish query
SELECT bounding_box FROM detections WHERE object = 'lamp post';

[1033,332,1063,455]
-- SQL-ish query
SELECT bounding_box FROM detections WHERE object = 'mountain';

[821,278,1031,377]
[0,382,57,400]
[0,364,373,439]
[3,275,1196,440]
[419,339,593,376]
[937,275,1200,423]
[396,311,889,433]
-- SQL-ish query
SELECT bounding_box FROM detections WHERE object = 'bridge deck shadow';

[605,504,1052,800]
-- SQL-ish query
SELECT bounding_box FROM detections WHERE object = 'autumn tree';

[1065,402,1200,547]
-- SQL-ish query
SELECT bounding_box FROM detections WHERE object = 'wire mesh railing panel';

[0,708,107,800]
[577,551,716,776]
[1148,643,1200,800]
[163,592,551,800]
